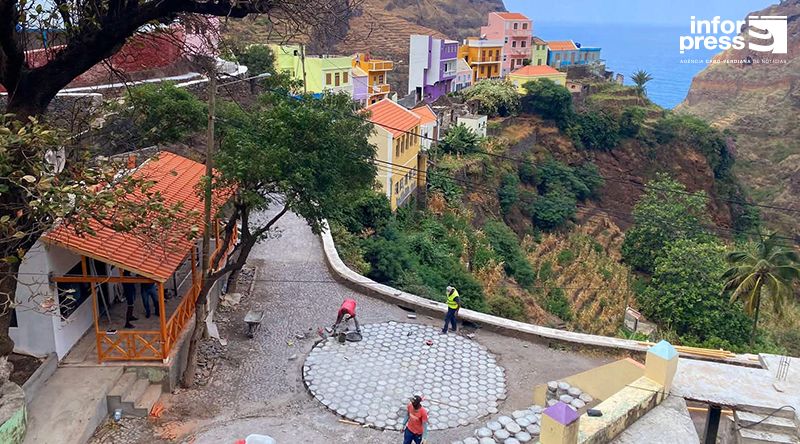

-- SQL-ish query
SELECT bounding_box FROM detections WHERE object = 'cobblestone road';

[90,210,610,444]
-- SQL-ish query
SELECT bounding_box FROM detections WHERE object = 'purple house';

[408,35,459,103]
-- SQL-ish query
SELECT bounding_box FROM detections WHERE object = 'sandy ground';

[90,211,613,444]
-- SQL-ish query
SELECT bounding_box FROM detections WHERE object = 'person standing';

[441,285,460,334]
[122,270,138,329]
[140,281,160,319]
[401,395,428,444]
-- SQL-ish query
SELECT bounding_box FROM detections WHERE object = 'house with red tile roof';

[11,152,235,364]
[480,12,533,76]
[366,99,426,210]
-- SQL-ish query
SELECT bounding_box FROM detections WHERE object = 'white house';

[457,114,488,138]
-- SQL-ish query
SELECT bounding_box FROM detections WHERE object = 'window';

[396,141,400,157]
[521,41,527,48]
[522,23,528,30]
[326,73,332,85]
[512,41,517,48]
[513,23,519,30]
[480,65,485,75]
[537,58,543,65]
[395,181,399,196]
[335,72,340,86]
[57,262,94,319]
[556,54,561,61]
[343,71,349,83]
[481,50,486,60]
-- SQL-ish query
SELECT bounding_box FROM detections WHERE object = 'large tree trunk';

[180,301,207,388]
[0,261,20,358]
[749,290,761,347]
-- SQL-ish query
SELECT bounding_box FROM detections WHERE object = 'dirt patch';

[8,353,43,386]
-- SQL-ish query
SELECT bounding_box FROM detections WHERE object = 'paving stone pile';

[303,322,507,431]
[454,381,592,444]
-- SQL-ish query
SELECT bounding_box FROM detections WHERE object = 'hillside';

[676,0,800,237]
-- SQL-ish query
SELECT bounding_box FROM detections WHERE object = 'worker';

[332,298,361,334]
[401,395,428,444]
[441,285,461,334]
[121,270,138,329]
[140,281,159,319]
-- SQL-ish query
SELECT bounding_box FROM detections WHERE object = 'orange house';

[353,53,395,104]
[458,37,504,82]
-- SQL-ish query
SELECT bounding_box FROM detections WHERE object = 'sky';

[502,0,778,27]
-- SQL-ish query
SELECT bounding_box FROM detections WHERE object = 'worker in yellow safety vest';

[441,285,461,334]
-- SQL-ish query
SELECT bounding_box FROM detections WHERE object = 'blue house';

[547,40,602,69]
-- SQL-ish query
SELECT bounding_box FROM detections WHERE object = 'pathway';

[89,210,610,443]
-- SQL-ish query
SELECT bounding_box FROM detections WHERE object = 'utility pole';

[202,66,216,282]
[300,44,308,93]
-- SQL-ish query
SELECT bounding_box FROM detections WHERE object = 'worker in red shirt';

[401,395,429,444]
[331,298,361,334]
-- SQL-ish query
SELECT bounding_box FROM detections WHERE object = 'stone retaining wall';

[319,226,756,365]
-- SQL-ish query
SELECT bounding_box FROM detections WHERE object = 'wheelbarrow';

[244,310,264,338]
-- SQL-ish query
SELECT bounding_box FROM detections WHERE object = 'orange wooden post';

[158,282,168,359]
[82,256,103,363]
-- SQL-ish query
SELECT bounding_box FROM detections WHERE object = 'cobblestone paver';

[305,322,506,430]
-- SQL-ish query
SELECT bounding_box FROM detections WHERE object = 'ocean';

[533,22,721,109]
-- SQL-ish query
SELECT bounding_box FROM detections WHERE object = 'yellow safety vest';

[447,289,460,309]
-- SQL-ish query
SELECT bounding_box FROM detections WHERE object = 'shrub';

[556,249,576,265]
[363,238,416,285]
[428,170,463,204]
[126,82,206,146]
[234,45,275,75]
[329,223,371,275]
[334,191,392,233]
[574,162,604,198]
[543,287,573,321]
[568,110,620,150]
[538,261,553,281]
[520,79,574,127]
[488,293,527,321]
[461,79,520,117]
[483,220,536,288]
[532,184,576,230]
[518,160,537,186]
[620,106,647,138]
[438,123,481,155]
[498,173,520,215]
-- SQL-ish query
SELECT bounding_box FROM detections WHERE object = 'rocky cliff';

[677,0,800,236]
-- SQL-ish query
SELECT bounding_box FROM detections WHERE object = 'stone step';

[736,411,799,435]
[741,405,798,420]
[738,428,799,444]
[107,372,137,402]
[122,378,150,405]
[132,385,162,417]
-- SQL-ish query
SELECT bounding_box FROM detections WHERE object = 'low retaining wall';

[0,382,26,444]
[21,353,57,405]
[320,226,756,365]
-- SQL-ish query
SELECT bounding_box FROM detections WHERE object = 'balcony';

[508,27,531,37]
[369,83,390,95]
[366,60,394,71]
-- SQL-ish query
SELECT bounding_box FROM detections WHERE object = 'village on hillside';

[0,3,799,444]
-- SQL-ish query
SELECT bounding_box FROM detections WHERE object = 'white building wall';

[419,122,435,151]
[457,115,488,138]
[408,35,430,95]
[11,241,84,358]
[427,39,442,86]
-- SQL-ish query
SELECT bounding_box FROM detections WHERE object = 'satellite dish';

[45,146,66,174]
[575,42,582,48]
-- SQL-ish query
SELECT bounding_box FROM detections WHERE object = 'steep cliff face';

[677,0,800,235]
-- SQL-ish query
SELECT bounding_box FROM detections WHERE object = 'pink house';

[480,12,533,77]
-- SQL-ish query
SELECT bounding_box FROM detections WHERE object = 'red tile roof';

[548,40,577,51]
[412,104,438,126]
[510,65,563,76]
[43,152,231,282]
[367,99,421,137]
[496,12,529,20]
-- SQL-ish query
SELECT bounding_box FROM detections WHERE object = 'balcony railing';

[370,83,390,95]
[366,60,394,71]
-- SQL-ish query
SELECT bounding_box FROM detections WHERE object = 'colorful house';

[367,99,424,210]
[546,41,603,69]
[412,103,439,150]
[271,45,353,96]
[459,38,504,83]
[451,58,473,93]
[353,53,394,105]
[480,12,533,76]
[408,35,459,103]
[531,36,549,66]
[508,65,567,92]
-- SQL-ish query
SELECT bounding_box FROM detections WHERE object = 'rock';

[529,405,543,414]
[557,381,570,391]
[463,439,479,444]
[571,399,586,410]
[506,422,522,434]
[407,314,417,319]
[479,438,496,444]
[526,424,541,436]
[547,399,558,407]
[487,421,502,431]
[477,427,493,438]
[546,381,558,391]
[504,438,520,444]
[288,354,298,361]
[515,431,532,443]
[559,394,574,404]
[512,410,527,419]
[579,393,594,403]
[516,417,531,428]
[527,415,539,424]
[567,387,582,397]
[497,416,513,426]
[495,429,511,440]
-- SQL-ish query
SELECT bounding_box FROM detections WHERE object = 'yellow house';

[458,37,504,83]
[507,65,567,92]
[366,99,425,210]
[353,53,394,104]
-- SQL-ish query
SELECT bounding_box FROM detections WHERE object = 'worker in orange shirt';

[331,298,361,334]
[401,395,429,444]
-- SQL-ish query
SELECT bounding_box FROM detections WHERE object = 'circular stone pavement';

[303,322,506,431]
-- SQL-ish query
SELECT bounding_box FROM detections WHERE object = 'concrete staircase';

[735,409,800,444]
[106,371,163,417]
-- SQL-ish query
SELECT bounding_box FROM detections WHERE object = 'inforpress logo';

[680,16,788,54]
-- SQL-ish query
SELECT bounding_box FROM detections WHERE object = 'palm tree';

[722,233,800,346]
[630,70,654,97]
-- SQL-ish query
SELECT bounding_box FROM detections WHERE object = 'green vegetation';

[439,123,482,155]
[567,110,620,150]
[498,173,520,216]
[124,82,206,146]
[630,70,654,97]
[483,220,536,288]
[232,45,275,75]
[459,79,520,117]
[520,79,573,127]
[543,288,573,321]
[723,234,800,345]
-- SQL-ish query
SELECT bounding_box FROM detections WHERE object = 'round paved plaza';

[303,322,507,431]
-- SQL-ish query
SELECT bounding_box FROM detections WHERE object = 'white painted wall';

[457,115,488,138]
[427,39,442,86]
[408,35,429,95]
[419,122,435,151]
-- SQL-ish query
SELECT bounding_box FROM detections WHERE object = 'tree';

[631,70,654,97]
[1,0,358,118]
[722,233,800,345]
[498,173,519,216]
[124,82,207,146]
[438,123,481,155]
[619,106,647,138]
[568,110,620,150]
[231,45,276,76]
[179,90,377,386]
[639,238,751,348]
[460,79,520,117]
[532,184,577,230]
[621,174,712,274]
[520,79,573,127]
